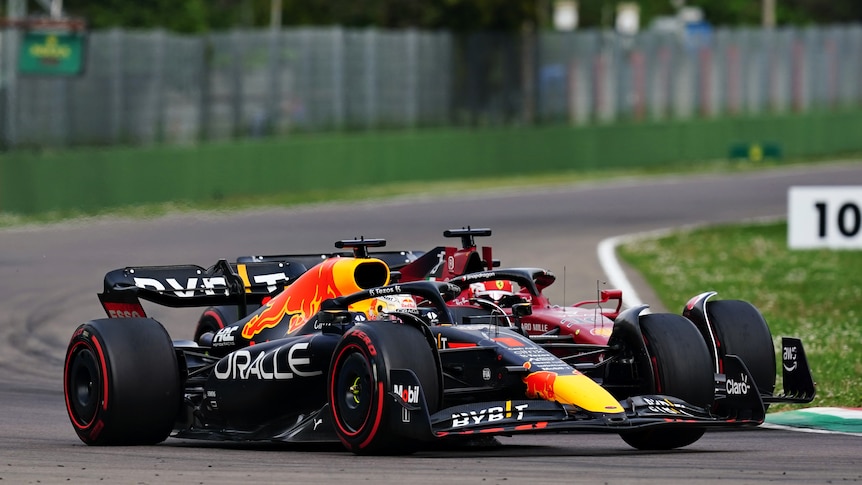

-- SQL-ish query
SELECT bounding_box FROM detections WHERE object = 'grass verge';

[617,220,862,410]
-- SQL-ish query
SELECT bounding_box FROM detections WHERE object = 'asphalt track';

[1,161,861,484]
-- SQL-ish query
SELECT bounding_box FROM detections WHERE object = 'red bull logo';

[242,258,389,340]
[241,293,329,339]
[524,371,558,401]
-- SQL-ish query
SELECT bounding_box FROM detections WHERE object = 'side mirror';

[316,311,354,334]
[512,302,532,318]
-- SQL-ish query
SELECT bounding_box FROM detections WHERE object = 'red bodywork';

[395,228,624,357]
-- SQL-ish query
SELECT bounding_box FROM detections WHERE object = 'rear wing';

[98,259,308,318]
[398,227,498,282]
[98,237,424,319]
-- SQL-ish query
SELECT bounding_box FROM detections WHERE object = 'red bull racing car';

[192,227,815,412]
[64,237,815,454]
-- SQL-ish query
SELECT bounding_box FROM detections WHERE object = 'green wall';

[2,111,861,215]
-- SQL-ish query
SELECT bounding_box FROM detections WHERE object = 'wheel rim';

[68,347,101,426]
[335,351,374,433]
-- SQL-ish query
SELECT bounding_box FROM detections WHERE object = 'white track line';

[597,235,647,310]
[596,229,676,311]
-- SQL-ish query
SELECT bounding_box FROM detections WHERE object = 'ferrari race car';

[64,238,815,455]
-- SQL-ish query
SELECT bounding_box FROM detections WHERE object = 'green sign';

[19,31,86,76]
[728,142,782,162]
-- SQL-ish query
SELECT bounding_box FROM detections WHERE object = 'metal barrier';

[1,25,861,149]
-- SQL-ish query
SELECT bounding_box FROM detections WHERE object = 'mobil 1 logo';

[788,186,862,249]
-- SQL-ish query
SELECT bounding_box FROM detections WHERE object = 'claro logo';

[726,373,751,395]
[214,342,322,380]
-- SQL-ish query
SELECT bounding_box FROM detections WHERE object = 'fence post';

[154,29,166,143]
[198,35,212,142]
[406,28,418,128]
[332,26,345,130]
[364,28,377,129]
[110,28,124,144]
[267,19,281,135]
[521,24,536,124]
[231,29,244,138]
[2,0,27,149]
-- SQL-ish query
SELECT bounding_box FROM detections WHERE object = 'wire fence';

[1,24,860,149]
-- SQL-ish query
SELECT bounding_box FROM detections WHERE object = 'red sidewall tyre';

[64,318,181,445]
[329,340,386,447]
[328,321,439,455]
[194,306,229,343]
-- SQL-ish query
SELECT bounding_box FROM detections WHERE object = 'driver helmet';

[367,294,418,320]
[469,280,514,303]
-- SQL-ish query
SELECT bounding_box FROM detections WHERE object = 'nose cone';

[523,370,624,414]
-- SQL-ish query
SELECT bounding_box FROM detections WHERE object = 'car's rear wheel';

[328,321,440,455]
[64,318,181,445]
[194,306,231,344]
[620,313,714,450]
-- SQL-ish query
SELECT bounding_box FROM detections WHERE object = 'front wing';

[390,354,765,442]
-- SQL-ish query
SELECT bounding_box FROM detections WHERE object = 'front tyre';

[620,313,714,450]
[328,321,440,455]
[64,318,181,445]
[704,300,776,401]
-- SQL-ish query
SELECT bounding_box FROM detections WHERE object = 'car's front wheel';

[328,320,440,454]
[619,313,714,450]
[703,299,776,411]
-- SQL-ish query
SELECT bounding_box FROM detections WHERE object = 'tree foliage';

[23,0,862,33]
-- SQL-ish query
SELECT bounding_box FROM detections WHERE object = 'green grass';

[618,220,862,409]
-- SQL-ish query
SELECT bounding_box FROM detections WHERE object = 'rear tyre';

[328,321,440,455]
[705,299,776,405]
[620,313,714,450]
[64,318,181,445]
[193,306,231,344]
